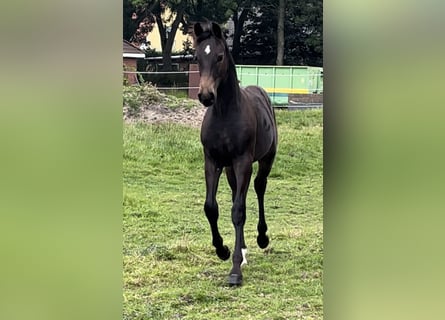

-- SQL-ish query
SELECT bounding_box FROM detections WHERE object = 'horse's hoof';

[216,245,230,261]
[228,274,243,286]
[257,234,269,249]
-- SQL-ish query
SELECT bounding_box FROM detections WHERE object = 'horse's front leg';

[228,157,253,286]
[204,156,230,261]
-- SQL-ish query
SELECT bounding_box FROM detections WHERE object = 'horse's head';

[193,22,229,107]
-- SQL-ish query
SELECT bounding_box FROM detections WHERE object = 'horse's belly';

[254,134,275,161]
[253,109,277,160]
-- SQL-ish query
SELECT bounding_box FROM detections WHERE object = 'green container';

[235,65,323,105]
[307,67,323,93]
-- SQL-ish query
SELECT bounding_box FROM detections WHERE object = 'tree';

[239,2,277,65]
[183,0,233,26]
[153,1,187,71]
[276,0,285,65]
[285,0,323,66]
[240,0,323,66]
[125,0,234,71]
[123,0,323,68]
[123,0,156,47]
[227,0,254,63]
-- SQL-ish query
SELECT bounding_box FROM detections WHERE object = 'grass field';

[123,109,323,319]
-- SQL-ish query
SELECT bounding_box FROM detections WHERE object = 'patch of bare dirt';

[123,102,207,128]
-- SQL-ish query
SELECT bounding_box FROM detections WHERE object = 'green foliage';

[123,0,137,41]
[123,0,155,45]
[183,0,234,26]
[123,109,323,319]
[285,0,323,66]
[180,38,194,56]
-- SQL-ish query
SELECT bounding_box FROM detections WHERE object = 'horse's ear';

[194,22,204,38]
[211,22,223,39]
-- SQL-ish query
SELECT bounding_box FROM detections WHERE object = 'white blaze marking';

[241,248,248,266]
[204,44,211,55]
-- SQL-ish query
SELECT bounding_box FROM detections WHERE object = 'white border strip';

[123,53,145,58]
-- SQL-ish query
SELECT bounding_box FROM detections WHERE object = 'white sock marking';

[241,248,248,266]
[204,44,211,55]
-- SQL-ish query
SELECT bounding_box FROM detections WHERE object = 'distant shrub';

[123,83,199,117]
[123,83,162,116]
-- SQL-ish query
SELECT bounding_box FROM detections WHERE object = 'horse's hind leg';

[204,157,230,261]
[254,152,275,249]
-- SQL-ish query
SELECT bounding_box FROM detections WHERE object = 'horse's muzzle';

[198,92,215,107]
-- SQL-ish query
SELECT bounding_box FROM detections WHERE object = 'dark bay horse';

[193,22,278,286]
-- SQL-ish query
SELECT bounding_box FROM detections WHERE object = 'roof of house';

[123,40,145,58]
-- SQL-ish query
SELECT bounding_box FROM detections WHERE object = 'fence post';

[188,64,199,99]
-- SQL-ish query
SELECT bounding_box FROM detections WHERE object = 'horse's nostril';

[203,98,214,107]
[198,92,215,107]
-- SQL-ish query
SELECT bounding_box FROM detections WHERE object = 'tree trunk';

[231,8,249,64]
[155,14,166,52]
[156,3,185,71]
[276,0,285,65]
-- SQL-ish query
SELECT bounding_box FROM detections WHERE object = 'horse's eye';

[217,54,224,62]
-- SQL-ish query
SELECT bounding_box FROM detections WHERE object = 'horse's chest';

[202,126,251,164]
[205,130,235,154]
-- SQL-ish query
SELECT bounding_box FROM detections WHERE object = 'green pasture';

[123,109,323,319]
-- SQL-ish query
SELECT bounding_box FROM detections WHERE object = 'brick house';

[123,40,145,84]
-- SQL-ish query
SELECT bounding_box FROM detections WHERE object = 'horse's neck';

[215,65,241,113]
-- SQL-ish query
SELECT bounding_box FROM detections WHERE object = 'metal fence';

[123,66,323,107]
